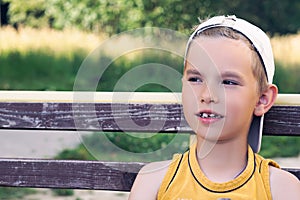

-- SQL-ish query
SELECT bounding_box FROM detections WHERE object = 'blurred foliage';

[2,0,49,28]
[0,49,84,90]
[0,187,36,199]
[0,48,184,91]
[55,132,190,162]
[261,136,300,158]
[273,63,300,93]
[54,132,300,161]
[1,49,299,94]
[52,188,74,196]
[2,0,300,35]
[207,0,300,35]
[97,50,183,92]
[54,143,95,160]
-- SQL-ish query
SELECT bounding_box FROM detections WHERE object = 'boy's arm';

[129,160,171,200]
[270,166,300,199]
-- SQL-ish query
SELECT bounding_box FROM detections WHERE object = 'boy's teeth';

[200,112,221,118]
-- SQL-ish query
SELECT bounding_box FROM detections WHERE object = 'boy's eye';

[222,80,238,85]
[188,77,202,83]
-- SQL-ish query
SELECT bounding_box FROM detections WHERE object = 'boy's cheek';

[182,84,198,105]
[182,80,196,96]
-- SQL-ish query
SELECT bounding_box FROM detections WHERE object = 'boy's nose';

[200,84,218,104]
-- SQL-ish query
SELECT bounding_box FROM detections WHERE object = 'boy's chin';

[194,130,226,142]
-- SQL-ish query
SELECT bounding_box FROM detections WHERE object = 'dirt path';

[273,154,300,168]
[0,130,82,159]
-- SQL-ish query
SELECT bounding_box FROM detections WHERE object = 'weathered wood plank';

[263,105,300,136]
[0,159,298,191]
[0,159,143,191]
[0,102,299,136]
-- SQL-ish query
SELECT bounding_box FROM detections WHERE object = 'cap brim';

[248,115,264,153]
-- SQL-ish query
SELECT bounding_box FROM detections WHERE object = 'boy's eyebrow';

[185,69,201,75]
[185,69,245,82]
[221,71,243,79]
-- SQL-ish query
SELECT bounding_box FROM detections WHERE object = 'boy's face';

[182,37,261,142]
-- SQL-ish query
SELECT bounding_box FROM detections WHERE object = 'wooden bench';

[0,91,299,192]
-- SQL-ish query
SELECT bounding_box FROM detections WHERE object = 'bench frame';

[0,91,299,191]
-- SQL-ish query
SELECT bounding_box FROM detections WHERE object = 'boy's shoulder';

[140,159,173,173]
[129,160,172,200]
[269,166,300,199]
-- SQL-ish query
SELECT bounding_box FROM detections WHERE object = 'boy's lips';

[195,110,224,124]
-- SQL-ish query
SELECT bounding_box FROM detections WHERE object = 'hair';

[189,27,269,95]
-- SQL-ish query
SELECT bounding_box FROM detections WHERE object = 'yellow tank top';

[157,143,280,200]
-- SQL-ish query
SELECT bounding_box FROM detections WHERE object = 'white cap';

[184,15,275,152]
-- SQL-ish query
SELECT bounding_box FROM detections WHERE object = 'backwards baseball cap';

[184,15,275,153]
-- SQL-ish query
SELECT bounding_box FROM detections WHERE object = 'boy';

[129,15,300,199]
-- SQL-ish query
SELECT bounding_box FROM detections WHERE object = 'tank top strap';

[157,153,184,198]
[256,153,280,199]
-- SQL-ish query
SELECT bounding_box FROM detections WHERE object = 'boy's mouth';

[196,111,224,119]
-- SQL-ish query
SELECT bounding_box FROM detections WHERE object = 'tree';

[3,0,49,28]
[4,0,300,35]
[209,0,300,35]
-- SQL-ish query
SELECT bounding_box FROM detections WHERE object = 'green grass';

[260,136,300,158]
[0,49,85,91]
[0,187,37,199]
[1,49,299,94]
[273,63,300,93]
[55,132,190,162]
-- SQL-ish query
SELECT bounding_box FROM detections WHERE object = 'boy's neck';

[195,138,248,183]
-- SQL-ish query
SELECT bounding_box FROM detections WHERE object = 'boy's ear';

[254,84,278,116]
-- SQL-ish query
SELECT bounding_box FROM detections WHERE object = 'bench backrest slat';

[0,102,299,136]
[0,158,143,191]
[0,159,298,191]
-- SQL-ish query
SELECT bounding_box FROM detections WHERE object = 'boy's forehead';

[186,39,214,67]
[187,36,251,55]
[185,37,253,72]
